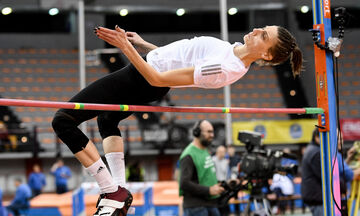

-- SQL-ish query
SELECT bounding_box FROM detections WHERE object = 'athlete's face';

[243,25,278,61]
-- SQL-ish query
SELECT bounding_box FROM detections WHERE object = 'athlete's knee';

[52,111,77,134]
[97,114,122,139]
[52,111,89,154]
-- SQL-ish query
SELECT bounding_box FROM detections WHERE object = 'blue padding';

[72,187,85,216]
[128,187,154,215]
[18,209,29,215]
[155,205,179,216]
[144,187,153,213]
[27,207,61,216]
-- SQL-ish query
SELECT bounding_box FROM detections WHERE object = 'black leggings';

[52,63,170,154]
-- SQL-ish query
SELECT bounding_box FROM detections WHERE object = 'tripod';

[243,187,272,216]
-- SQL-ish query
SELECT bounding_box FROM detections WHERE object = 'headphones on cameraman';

[192,120,204,138]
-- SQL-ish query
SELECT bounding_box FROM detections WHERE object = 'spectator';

[280,148,299,177]
[0,188,8,216]
[212,145,229,182]
[301,128,360,216]
[126,161,144,182]
[270,172,295,214]
[227,145,241,179]
[179,120,224,216]
[212,145,231,216]
[51,158,72,194]
[336,131,359,212]
[6,178,32,216]
[28,164,46,197]
[270,148,298,214]
[0,121,11,152]
[345,141,360,168]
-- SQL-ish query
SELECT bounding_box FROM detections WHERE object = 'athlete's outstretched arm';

[96,26,194,87]
[126,31,158,54]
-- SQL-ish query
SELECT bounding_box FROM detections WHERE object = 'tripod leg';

[262,198,272,216]
[254,199,259,212]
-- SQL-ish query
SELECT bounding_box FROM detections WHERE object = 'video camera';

[239,131,297,179]
[219,131,298,207]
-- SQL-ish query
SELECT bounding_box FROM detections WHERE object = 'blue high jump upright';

[312,0,341,215]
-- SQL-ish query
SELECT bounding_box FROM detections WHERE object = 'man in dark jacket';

[301,128,360,216]
[301,128,323,215]
[179,120,225,216]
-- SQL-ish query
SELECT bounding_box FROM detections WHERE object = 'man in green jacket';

[179,120,225,216]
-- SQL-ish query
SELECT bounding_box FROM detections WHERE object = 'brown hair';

[256,26,303,77]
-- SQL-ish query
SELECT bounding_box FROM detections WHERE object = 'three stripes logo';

[201,64,222,76]
[97,166,104,174]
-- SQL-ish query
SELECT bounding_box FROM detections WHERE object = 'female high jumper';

[52,25,303,216]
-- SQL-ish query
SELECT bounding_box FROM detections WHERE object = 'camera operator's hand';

[209,183,225,196]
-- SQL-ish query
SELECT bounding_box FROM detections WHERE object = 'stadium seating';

[1,32,359,152]
[0,49,111,152]
[0,46,289,152]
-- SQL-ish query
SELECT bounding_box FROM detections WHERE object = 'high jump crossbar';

[0,98,323,114]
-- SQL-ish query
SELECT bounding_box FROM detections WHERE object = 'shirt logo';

[97,166,104,174]
[204,156,215,168]
[201,64,222,76]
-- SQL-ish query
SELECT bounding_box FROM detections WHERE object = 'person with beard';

[179,120,225,216]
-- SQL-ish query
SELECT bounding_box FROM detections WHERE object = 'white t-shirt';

[146,36,249,89]
[212,156,229,182]
[270,173,295,195]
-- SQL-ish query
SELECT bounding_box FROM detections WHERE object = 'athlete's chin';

[243,34,250,44]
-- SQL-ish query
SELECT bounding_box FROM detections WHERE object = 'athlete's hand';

[95,25,132,50]
[126,31,146,47]
[126,31,158,54]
